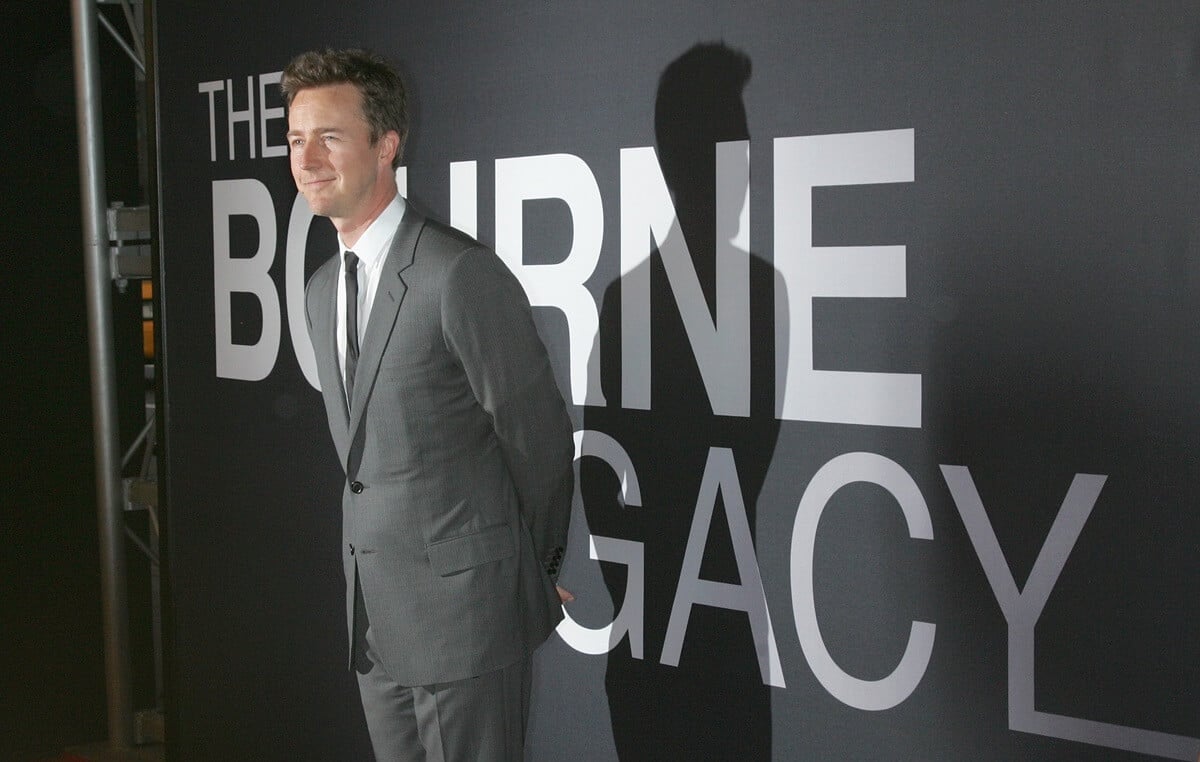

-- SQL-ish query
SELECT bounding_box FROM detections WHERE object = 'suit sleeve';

[304,270,319,339]
[440,245,574,581]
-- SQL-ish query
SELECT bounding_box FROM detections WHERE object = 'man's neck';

[335,186,397,249]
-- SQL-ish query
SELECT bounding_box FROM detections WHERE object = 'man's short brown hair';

[281,48,408,168]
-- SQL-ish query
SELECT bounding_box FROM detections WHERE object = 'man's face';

[286,83,394,228]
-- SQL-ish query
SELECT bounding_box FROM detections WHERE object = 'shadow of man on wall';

[582,42,784,760]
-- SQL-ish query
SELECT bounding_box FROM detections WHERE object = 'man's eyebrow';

[285,126,346,136]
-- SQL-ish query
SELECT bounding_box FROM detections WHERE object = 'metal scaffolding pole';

[71,0,134,748]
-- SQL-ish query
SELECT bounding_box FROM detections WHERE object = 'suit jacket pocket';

[426,523,514,576]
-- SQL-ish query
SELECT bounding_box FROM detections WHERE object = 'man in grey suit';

[282,49,574,761]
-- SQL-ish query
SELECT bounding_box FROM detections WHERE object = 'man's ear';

[379,130,400,166]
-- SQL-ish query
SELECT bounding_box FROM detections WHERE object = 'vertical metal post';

[71,0,134,748]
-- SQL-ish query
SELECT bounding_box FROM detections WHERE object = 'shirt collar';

[339,194,407,269]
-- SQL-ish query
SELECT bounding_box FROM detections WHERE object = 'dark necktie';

[344,251,360,405]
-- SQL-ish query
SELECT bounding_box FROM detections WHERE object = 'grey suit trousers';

[353,578,531,761]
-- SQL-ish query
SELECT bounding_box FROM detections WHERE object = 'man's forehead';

[287,85,367,125]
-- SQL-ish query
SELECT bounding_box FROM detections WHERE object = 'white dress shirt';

[336,194,407,387]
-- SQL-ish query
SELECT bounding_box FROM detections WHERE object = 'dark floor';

[29,744,163,762]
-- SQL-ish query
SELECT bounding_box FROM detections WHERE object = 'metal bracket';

[122,476,157,510]
[107,203,151,283]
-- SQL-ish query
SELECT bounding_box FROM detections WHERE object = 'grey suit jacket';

[305,203,573,686]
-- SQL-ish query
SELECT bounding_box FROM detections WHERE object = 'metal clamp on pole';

[108,203,152,283]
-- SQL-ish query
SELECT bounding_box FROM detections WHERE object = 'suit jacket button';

[350,481,364,494]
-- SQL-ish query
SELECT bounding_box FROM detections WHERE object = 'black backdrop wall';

[155,3,1199,760]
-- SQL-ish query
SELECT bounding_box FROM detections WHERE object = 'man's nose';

[296,140,321,168]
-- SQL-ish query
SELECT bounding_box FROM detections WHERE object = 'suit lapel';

[346,206,425,451]
[309,259,352,463]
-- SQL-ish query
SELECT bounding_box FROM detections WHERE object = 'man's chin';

[304,197,336,218]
